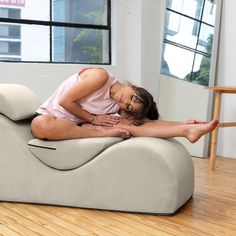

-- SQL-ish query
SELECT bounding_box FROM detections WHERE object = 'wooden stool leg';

[209,91,221,170]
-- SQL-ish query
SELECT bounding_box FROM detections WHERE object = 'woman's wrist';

[90,115,97,125]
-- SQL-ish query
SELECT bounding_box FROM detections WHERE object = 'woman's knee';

[31,115,56,139]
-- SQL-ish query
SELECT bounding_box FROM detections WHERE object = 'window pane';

[21,24,50,61]
[165,11,200,49]
[53,0,108,25]
[53,26,109,63]
[22,0,49,21]
[162,44,195,79]
[197,24,214,54]
[0,0,49,21]
[191,53,211,85]
[0,23,50,62]
[202,0,216,25]
[166,0,204,20]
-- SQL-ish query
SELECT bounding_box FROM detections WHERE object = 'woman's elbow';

[59,98,71,110]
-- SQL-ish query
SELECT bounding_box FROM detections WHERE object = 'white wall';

[158,75,211,157]
[0,0,162,103]
[216,0,236,159]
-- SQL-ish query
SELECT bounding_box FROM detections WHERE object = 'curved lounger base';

[0,116,194,215]
[0,84,194,215]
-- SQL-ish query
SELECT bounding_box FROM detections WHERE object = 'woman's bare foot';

[182,119,208,124]
[186,119,218,143]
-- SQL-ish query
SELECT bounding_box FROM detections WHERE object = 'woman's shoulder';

[80,67,114,84]
[79,67,109,77]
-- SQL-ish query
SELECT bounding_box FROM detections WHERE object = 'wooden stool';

[207,86,236,170]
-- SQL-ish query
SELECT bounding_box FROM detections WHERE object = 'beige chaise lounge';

[0,83,194,214]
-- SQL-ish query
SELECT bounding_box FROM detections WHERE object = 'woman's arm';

[59,68,118,126]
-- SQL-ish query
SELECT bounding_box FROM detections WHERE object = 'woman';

[31,67,158,140]
[31,67,218,142]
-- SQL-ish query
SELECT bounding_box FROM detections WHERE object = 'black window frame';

[0,0,111,64]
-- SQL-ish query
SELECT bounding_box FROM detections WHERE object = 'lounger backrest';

[0,84,41,121]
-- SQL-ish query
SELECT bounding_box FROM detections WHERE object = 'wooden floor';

[0,157,236,236]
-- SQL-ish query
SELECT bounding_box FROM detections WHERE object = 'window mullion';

[164,39,211,58]
[0,17,110,30]
[166,7,214,28]
[108,0,111,64]
[50,0,52,62]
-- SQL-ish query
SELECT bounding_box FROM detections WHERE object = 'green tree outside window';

[73,11,104,63]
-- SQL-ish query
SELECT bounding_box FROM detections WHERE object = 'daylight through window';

[0,0,111,64]
[161,0,216,86]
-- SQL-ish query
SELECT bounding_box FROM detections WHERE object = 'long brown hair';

[124,85,159,125]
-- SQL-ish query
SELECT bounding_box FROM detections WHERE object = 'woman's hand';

[92,114,120,127]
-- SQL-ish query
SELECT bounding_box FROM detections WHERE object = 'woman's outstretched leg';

[115,118,218,143]
[31,115,130,140]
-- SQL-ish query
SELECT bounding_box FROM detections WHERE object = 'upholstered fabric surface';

[28,137,123,170]
[0,112,194,214]
[0,84,41,121]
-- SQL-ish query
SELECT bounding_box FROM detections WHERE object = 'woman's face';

[113,85,143,113]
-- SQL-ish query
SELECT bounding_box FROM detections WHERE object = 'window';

[161,0,216,86]
[0,0,111,64]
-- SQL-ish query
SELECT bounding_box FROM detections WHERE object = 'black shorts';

[32,112,42,119]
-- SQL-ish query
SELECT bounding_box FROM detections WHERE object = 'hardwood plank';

[186,195,236,223]
[165,210,236,236]
[49,205,166,236]
[120,212,212,236]
[2,203,88,236]
[0,205,56,236]
[93,210,172,236]
[36,205,122,236]
[0,223,21,236]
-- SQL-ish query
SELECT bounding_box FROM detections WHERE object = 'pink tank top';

[37,68,120,124]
